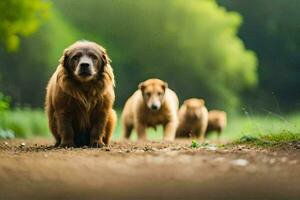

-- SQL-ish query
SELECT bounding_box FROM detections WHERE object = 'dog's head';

[183,98,206,120]
[138,79,168,111]
[60,40,111,82]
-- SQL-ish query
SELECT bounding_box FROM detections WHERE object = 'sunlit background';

[0,0,299,140]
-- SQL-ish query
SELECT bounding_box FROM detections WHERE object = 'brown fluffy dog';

[206,110,227,137]
[122,79,179,141]
[45,40,116,148]
[176,98,208,141]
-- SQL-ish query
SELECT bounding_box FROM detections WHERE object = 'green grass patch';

[209,112,300,141]
[234,131,300,147]
[190,140,200,148]
[0,129,15,139]
[0,108,50,138]
[1,107,300,144]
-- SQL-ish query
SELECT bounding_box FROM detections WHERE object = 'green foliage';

[1,0,298,114]
[0,107,299,142]
[0,129,15,139]
[0,92,15,139]
[218,0,300,111]
[0,0,50,51]
[213,112,300,142]
[235,132,300,147]
[239,135,260,143]
[52,0,257,110]
[0,108,50,138]
[0,9,82,107]
[0,92,10,112]
[4,0,256,110]
[238,135,272,146]
[190,140,200,148]
[261,131,300,143]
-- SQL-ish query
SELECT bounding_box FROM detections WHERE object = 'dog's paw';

[54,141,60,147]
[163,137,174,142]
[59,140,75,148]
[90,141,105,148]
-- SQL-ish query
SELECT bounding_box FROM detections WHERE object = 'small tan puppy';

[122,78,179,141]
[176,98,208,141]
[206,110,227,137]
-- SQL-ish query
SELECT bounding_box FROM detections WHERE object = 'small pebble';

[208,146,218,151]
[289,160,298,165]
[280,157,287,163]
[231,159,249,167]
[269,158,276,164]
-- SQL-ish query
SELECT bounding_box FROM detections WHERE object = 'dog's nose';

[80,63,90,69]
[151,104,159,110]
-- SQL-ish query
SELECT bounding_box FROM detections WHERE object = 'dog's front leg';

[199,122,208,142]
[90,109,109,148]
[56,111,75,148]
[136,122,147,141]
[163,120,178,141]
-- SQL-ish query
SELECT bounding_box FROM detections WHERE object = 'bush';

[54,0,258,110]
[0,0,50,51]
[1,0,258,111]
[0,92,10,112]
[0,108,49,138]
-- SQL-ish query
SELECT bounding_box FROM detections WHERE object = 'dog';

[122,78,179,141]
[45,40,116,148]
[176,98,208,141]
[206,110,227,138]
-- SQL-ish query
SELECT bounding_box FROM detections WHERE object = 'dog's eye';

[157,92,163,97]
[145,92,151,97]
[90,54,98,61]
[72,55,80,61]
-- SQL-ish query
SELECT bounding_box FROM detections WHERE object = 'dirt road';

[0,139,299,200]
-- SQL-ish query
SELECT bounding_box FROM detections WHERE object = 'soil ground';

[0,139,299,200]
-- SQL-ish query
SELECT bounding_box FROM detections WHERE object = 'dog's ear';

[59,48,70,68]
[138,82,146,91]
[183,99,188,105]
[198,99,205,106]
[101,52,112,66]
[162,81,168,91]
[94,43,111,66]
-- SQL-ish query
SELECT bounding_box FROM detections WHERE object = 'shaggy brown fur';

[45,40,116,148]
[206,110,227,137]
[176,98,208,141]
[122,79,179,141]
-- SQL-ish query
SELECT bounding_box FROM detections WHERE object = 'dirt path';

[0,139,299,200]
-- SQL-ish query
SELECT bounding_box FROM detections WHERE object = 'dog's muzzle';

[79,62,92,76]
[148,102,161,111]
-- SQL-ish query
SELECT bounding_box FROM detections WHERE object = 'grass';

[0,108,50,138]
[234,131,300,147]
[209,113,299,139]
[190,140,200,148]
[0,108,299,145]
[115,111,300,144]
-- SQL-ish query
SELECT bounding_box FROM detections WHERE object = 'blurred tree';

[0,0,50,51]
[0,10,80,106]
[54,0,258,111]
[218,0,300,112]
[0,0,259,111]
[0,92,10,112]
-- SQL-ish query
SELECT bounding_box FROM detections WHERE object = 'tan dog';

[206,110,227,137]
[45,40,116,148]
[122,78,179,141]
[176,98,208,141]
